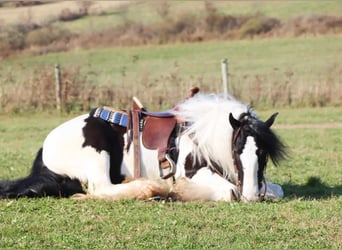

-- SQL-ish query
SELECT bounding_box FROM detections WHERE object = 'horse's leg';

[74,178,170,201]
[169,177,217,201]
[170,168,239,201]
[70,149,169,200]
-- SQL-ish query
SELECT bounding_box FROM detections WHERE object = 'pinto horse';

[0,93,287,202]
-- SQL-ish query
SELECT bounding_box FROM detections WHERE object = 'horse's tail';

[0,148,85,199]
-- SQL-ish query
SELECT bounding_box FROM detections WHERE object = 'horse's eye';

[257,148,264,156]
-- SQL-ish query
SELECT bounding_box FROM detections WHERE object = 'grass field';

[1,34,341,111]
[0,109,341,249]
[1,1,341,111]
[2,34,341,84]
[0,1,341,248]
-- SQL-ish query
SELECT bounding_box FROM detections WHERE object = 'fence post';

[54,64,62,111]
[221,58,228,95]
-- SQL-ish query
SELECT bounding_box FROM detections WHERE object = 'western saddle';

[97,87,200,180]
[130,97,177,179]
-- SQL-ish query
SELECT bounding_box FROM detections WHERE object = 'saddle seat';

[132,97,177,152]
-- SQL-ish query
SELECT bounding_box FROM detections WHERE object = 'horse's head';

[229,111,286,202]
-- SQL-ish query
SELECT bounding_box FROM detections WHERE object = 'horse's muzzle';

[241,193,262,202]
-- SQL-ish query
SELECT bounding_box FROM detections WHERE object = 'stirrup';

[160,154,176,179]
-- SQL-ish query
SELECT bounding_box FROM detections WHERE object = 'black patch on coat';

[82,115,125,184]
[231,110,287,189]
[0,148,84,199]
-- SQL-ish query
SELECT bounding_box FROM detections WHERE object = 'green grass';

[2,34,341,110]
[258,107,342,124]
[1,198,340,249]
[0,109,341,249]
[2,34,341,87]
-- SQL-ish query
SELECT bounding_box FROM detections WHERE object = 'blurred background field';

[0,1,341,112]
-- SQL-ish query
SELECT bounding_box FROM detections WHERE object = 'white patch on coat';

[43,114,116,194]
[121,134,160,179]
[174,133,194,180]
[190,168,238,201]
[239,136,260,202]
[172,94,249,182]
[43,114,91,183]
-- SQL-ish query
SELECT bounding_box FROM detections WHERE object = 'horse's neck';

[180,127,237,182]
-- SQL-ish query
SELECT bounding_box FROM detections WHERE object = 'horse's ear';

[264,112,279,128]
[229,113,241,130]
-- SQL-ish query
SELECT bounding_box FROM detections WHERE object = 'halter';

[231,125,243,195]
[230,115,267,201]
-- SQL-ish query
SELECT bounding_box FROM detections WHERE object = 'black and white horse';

[0,93,287,202]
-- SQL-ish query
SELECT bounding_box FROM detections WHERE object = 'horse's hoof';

[70,193,88,200]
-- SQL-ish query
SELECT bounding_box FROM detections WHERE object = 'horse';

[0,92,287,202]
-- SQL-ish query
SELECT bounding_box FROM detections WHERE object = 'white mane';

[172,93,249,179]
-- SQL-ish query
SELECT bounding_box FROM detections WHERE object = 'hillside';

[1,1,341,58]
[0,1,341,112]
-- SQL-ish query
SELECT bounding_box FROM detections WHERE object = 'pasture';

[1,1,342,110]
[1,34,342,111]
[0,109,341,249]
[0,1,341,249]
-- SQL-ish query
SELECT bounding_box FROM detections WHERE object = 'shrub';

[156,13,197,43]
[58,8,85,22]
[58,2,93,21]
[0,22,42,58]
[26,26,71,46]
[0,26,26,52]
[281,15,342,36]
[240,16,280,38]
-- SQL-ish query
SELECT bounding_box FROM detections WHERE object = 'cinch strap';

[93,108,128,127]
